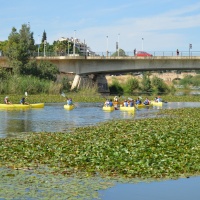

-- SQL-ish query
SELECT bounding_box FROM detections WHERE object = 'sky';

[1,0,200,54]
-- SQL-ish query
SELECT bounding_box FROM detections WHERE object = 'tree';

[111,49,126,57]
[124,77,139,94]
[141,73,152,93]
[23,60,59,81]
[0,40,8,55]
[151,76,170,94]
[109,78,124,95]
[5,24,34,73]
[42,30,47,43]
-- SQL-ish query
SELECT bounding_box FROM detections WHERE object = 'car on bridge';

[136,51,153,57]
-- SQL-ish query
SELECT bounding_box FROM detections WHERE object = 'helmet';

[5,96,8,99]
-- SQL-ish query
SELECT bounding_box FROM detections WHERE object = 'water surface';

[1,102,200,138]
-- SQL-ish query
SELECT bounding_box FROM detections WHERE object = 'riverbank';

[1,92,200,104]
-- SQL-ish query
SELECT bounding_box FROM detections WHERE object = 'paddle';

[61,92,67,98]
[24,92,29,105]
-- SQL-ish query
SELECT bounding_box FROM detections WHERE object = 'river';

[1,101,200,199]
[1,102,200,138]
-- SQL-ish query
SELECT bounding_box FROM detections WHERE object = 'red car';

[136,51,153,57]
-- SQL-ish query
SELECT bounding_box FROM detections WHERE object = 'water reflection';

[0,102,200,138]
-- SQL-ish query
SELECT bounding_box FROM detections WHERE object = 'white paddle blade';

[25,92,28,96]
[61,92,66,97]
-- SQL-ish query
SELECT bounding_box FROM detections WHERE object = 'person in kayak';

[129,99,135,107]
[123,100,129,107]
[67,98,73,105]
[114,96,119,102]
[143,98,150,105]
[109,99,113,107]
[135,97,142,105]
[155,96,162,102]
[20,97,29,105]
[4,96,11,104]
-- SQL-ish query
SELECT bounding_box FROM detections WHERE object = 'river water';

[1,102,200,138]
[1,101,200,199]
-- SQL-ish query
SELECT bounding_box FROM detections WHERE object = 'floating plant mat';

[0,167,115,199]
[1,107,200,198]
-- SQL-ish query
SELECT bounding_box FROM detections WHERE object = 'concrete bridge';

[1,55,200,93]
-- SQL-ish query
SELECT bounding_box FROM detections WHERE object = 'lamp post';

[44,40,46,57]
[142,38,144,51]
[68,40,69,55]
[189,43,192,57]
[73,30,76,56]
[118,33,120,57]
[106,36,108,57]
[37,35,40,57]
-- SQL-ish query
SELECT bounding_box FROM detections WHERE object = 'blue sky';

[1,0,200,53]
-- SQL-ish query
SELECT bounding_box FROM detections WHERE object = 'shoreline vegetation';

[1,106,200,198]
[1,93,200,104]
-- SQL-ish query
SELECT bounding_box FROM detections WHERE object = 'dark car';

[136,51,153,57]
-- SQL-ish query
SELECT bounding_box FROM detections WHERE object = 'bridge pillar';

[71,74,110,93]
[96,74,110,94]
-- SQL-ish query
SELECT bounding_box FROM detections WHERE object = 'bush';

[123,77,139,95]
[109,78,123,95]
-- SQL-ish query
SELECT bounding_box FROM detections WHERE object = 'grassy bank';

[1,93,200,104]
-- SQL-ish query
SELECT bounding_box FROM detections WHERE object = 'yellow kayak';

[102,106,115,112]
[136,104,153,109]
[119,105,135,112]
[30,103,45,108]
[0,103,45,109]
[150,101,163,106]
[64,104,75,110]
[0,104,30,109]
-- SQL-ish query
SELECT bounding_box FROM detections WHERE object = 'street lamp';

[106,36,108,57]
[44,40,46,57]
[118,33,120,57]
[73,30,76,56]
[189,43,192,57]
[37,35,40,57]
[68,40,70,55]
[142,38,144,51]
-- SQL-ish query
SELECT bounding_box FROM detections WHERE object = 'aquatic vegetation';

[1,107,200,180]
[1,107,200,198]
[0,167,114,199]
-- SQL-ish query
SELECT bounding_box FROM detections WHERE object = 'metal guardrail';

[1,51,200,58]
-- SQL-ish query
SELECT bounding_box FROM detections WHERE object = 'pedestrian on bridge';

[176,49,179,56]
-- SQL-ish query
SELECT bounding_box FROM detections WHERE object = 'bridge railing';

[94,51,200,57]
[1,51,200,58]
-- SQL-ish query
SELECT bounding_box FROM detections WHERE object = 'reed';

[0,75,62,95]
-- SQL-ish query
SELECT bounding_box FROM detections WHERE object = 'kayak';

[0,104,30,109]
[64,104,75,110]
[0,103,45,109]
[119,105,135,112]
[136,104,153,109]
[150,101,163,106]
[102,106,115,112]
[30,103,44,108]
